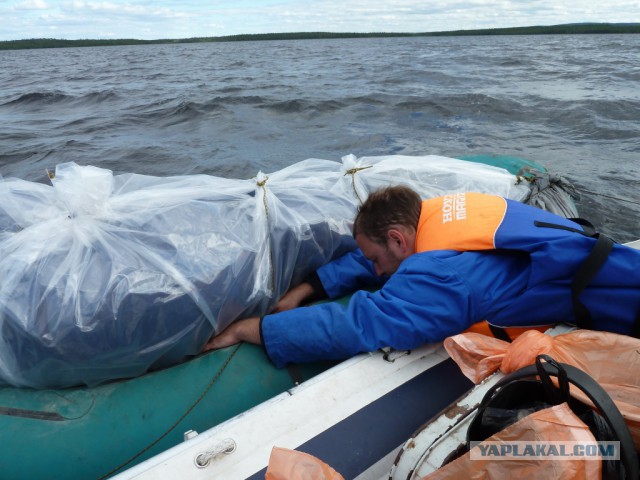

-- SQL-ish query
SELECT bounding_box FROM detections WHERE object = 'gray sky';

[2,0,638,41]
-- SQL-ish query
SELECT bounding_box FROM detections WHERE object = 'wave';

[547,101,640,141]
[260,98,346,114]
[588,99,640,122]
[2,90,120,108]
[394,93,526,119]
[123,95,349,123]
[111,92,537,129]
[498,59,527,67]
[131,97,235,121]
[210,95,267,105]
[4,91,70,106]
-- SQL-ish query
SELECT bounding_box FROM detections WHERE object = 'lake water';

[1,34,638,241]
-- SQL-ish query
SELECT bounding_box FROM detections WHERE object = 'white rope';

[194,438,236,468]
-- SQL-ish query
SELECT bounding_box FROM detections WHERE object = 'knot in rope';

[343,165,373,176]
[256,176,270,216]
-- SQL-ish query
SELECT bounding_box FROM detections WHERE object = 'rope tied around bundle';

[344,165,373,205]
[256,175,275,292]
[256,175,270,217]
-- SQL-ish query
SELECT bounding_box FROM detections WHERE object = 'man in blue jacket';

[204,186,640,368]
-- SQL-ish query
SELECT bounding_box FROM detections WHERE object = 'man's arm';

[261,253,478,368]
[201,250,367,352]
[204,255,471,361]
[203,316,261,351]
[316,248,387,298]
[273,248,387,312]
[205,251,531,367]
[203,249,389,354]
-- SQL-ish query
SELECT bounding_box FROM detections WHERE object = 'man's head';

[353,185,421,276]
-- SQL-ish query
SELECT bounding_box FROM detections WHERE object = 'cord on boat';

[96,344,242,480]
[344,165,373,205]
[575,187,640,206]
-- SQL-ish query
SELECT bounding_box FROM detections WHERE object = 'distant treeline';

[432,23,640,36]
[2,23,639,50]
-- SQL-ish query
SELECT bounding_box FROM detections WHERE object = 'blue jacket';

[261,195,640,367]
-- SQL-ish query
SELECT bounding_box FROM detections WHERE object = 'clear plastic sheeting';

[0,155,555,388]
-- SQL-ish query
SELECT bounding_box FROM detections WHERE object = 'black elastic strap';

[571,234,614,329]
[488,324,512,343]
[567,217,597,236]
[536,355,570,405]
[534,220,614,330]
[631,312,640,339]
[474,355,639,479]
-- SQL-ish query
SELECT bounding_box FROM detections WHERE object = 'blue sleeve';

[262,252,478,368]
[316,248,388,299]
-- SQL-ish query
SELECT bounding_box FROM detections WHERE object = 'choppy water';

[1,34,639,241]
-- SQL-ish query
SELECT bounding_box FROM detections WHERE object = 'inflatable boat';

[0,154,579,479]
[120,242,640,480]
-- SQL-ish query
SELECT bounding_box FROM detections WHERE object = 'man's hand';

[271,282,315,313]
[204,281,316,353]
[203,316,262,352]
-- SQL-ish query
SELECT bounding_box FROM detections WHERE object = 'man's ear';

[387,228,408,251]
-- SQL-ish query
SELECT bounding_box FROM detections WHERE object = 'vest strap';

[566,217,597,236]
[630,311,640,339]
[571,233,614,329]
[534,220,614,329]
[464,322,550,341]
[488,323,513,343]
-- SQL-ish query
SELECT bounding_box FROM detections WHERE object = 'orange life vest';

[415,193,554,341]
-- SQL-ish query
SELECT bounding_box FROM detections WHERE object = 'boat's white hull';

[115,343,472,479]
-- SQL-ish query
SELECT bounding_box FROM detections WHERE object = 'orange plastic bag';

[443,329,640,449]
[421,403,601,479]
[265,446,345,480]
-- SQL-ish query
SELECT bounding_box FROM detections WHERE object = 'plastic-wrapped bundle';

[0,155,545,388]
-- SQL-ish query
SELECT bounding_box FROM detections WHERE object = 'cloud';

[61,1,190,20]
[14,0,48,9]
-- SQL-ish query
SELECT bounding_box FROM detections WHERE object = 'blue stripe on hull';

[247,357,473,479]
